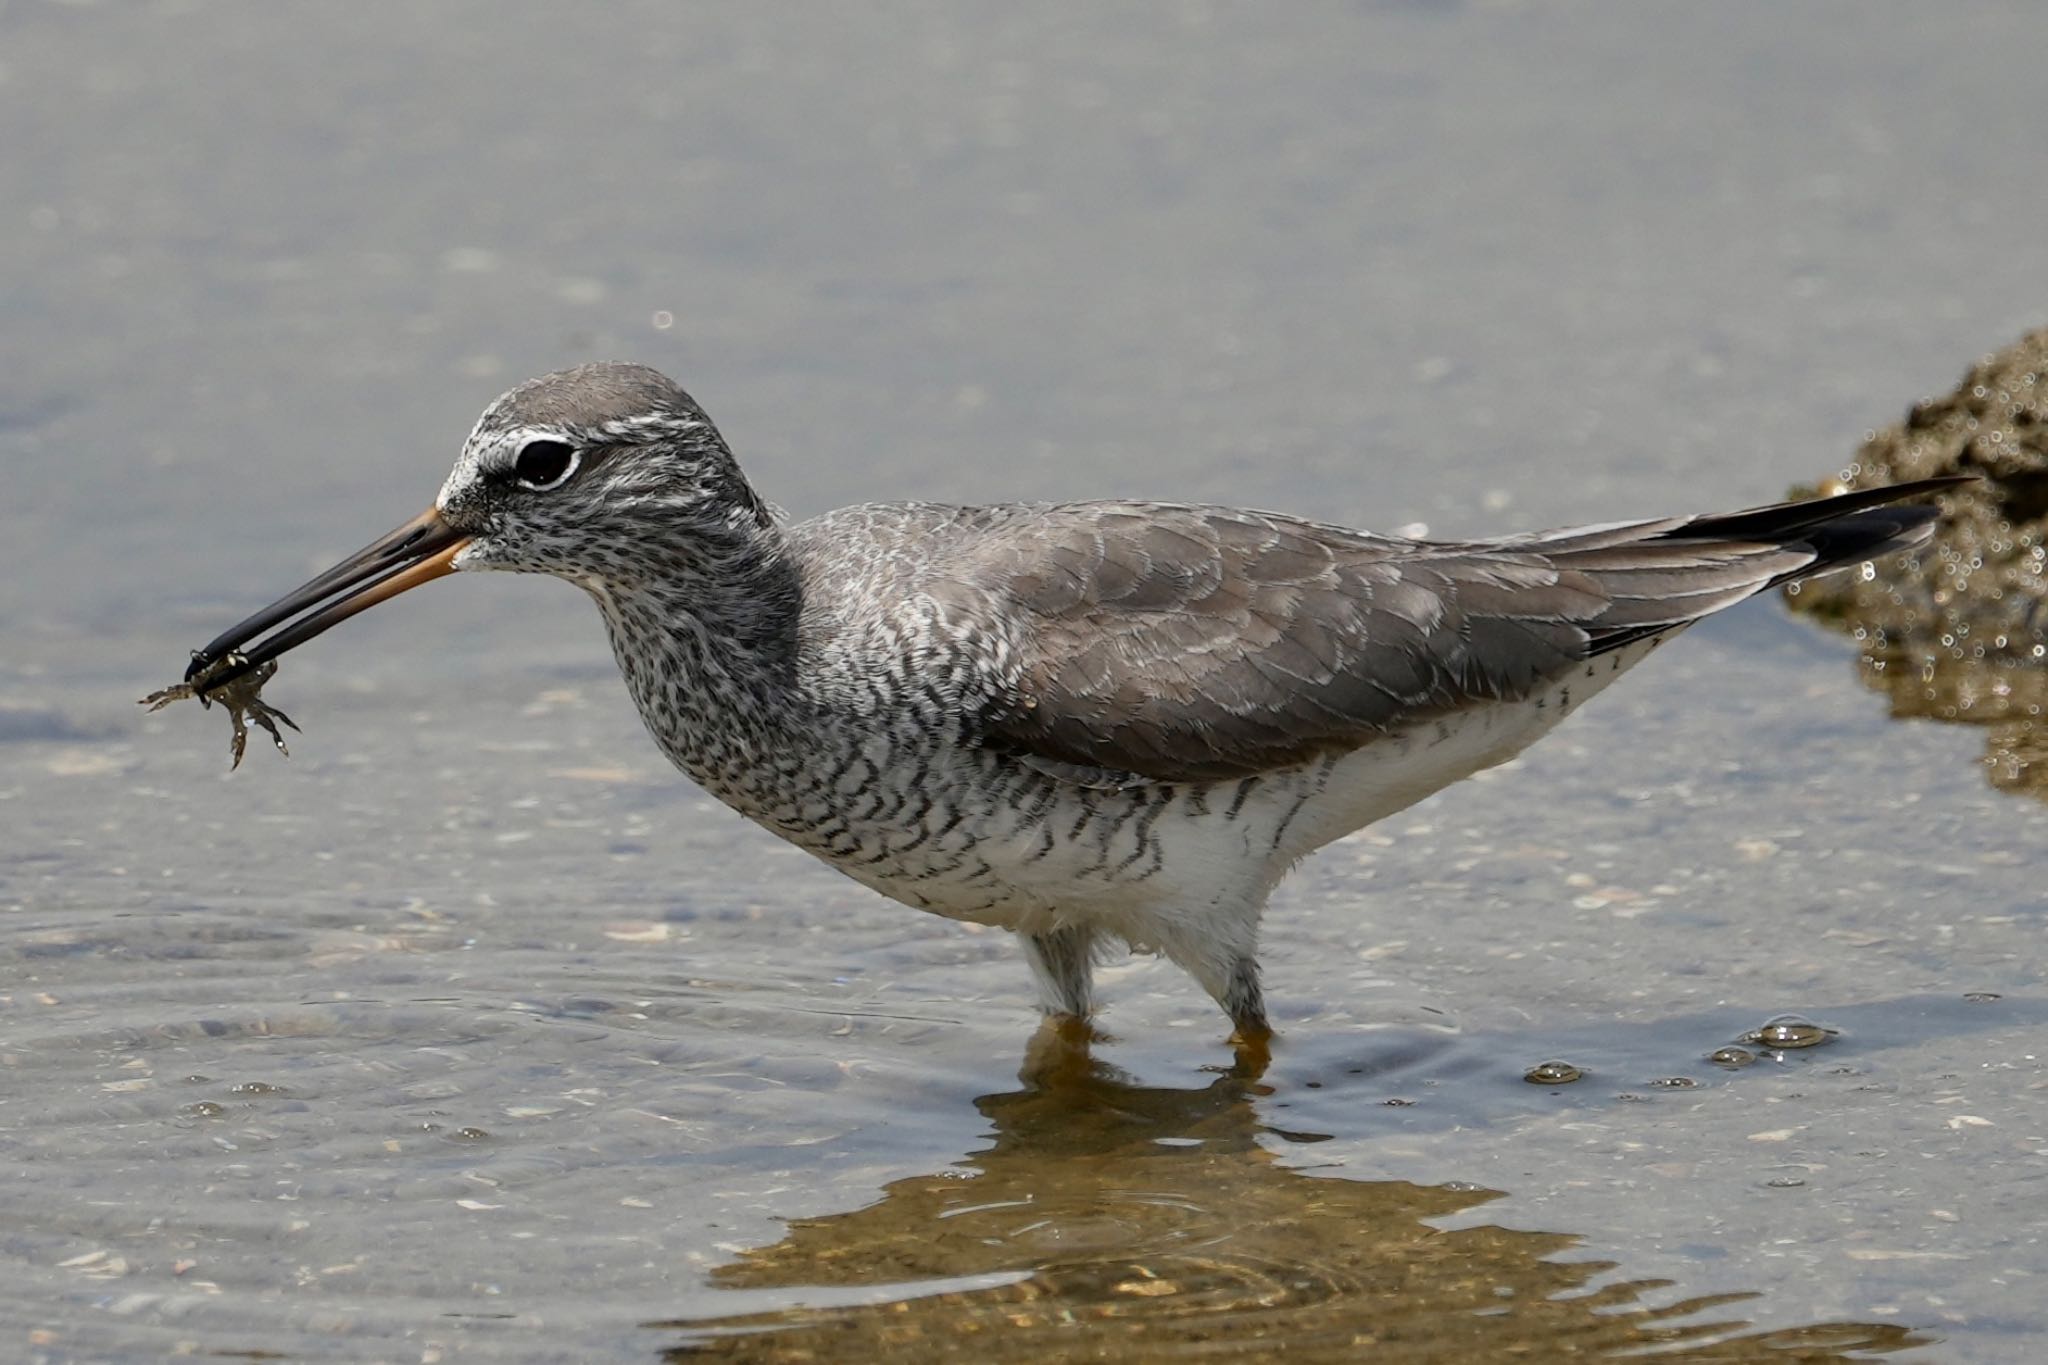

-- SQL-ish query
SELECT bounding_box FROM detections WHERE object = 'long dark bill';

[184,507,470,688]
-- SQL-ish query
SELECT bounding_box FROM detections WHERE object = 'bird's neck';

[586,519,817,812]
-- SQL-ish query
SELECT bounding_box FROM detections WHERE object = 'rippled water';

[7,2,2048,1361]
[665,1027,1925,1362]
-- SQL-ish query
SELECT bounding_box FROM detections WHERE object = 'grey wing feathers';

[957,478,1959,784]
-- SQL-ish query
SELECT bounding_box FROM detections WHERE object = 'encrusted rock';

[1786,328,2048,795]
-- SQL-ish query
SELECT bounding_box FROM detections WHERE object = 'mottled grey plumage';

[216,363,1959,1040]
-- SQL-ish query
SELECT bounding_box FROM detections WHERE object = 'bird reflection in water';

[653,1022,1923,1362]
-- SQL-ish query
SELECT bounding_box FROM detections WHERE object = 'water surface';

[5,3,2048,1360]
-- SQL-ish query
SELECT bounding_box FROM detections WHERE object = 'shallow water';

[6,2,2048,1361]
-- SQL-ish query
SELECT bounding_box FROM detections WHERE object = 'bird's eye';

[512,439,579,490]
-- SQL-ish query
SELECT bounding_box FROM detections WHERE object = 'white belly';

[1272,633,1670,856]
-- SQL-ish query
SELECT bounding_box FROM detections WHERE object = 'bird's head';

[438,362,771,581]
[182,362,768,688]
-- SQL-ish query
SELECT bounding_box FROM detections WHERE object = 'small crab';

[140,652,300,770]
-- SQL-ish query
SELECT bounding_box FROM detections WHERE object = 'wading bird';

[175,364,1953,1044]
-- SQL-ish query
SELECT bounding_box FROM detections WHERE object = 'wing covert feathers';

[953,478,1961,783]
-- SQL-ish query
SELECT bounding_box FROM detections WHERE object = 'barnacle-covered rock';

[1786,328,2048,795]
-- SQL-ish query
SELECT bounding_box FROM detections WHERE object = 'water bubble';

[1381,1097,1416,1107]
[1963,991,2003,1004]
[181,1101,226,1119]
[1648,1076,1700,1089]
[1524,1060,1583,1085]
[1738,1015,1837,1050]
[1709,1046,1756,1069]
[228,1081,284,1096]
[1762,1173,1808,1189]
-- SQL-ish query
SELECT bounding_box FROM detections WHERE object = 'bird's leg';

[1219,960,1273,1076]
[1158,924,1272,1047]
[1021,922,1097,1020]
[1220,956,1272,1047]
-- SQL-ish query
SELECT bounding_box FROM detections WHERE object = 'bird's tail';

[1671,476,1964,588]
[1570,476,1965,656]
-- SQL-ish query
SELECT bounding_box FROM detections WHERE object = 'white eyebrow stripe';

[597,412,706,440]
